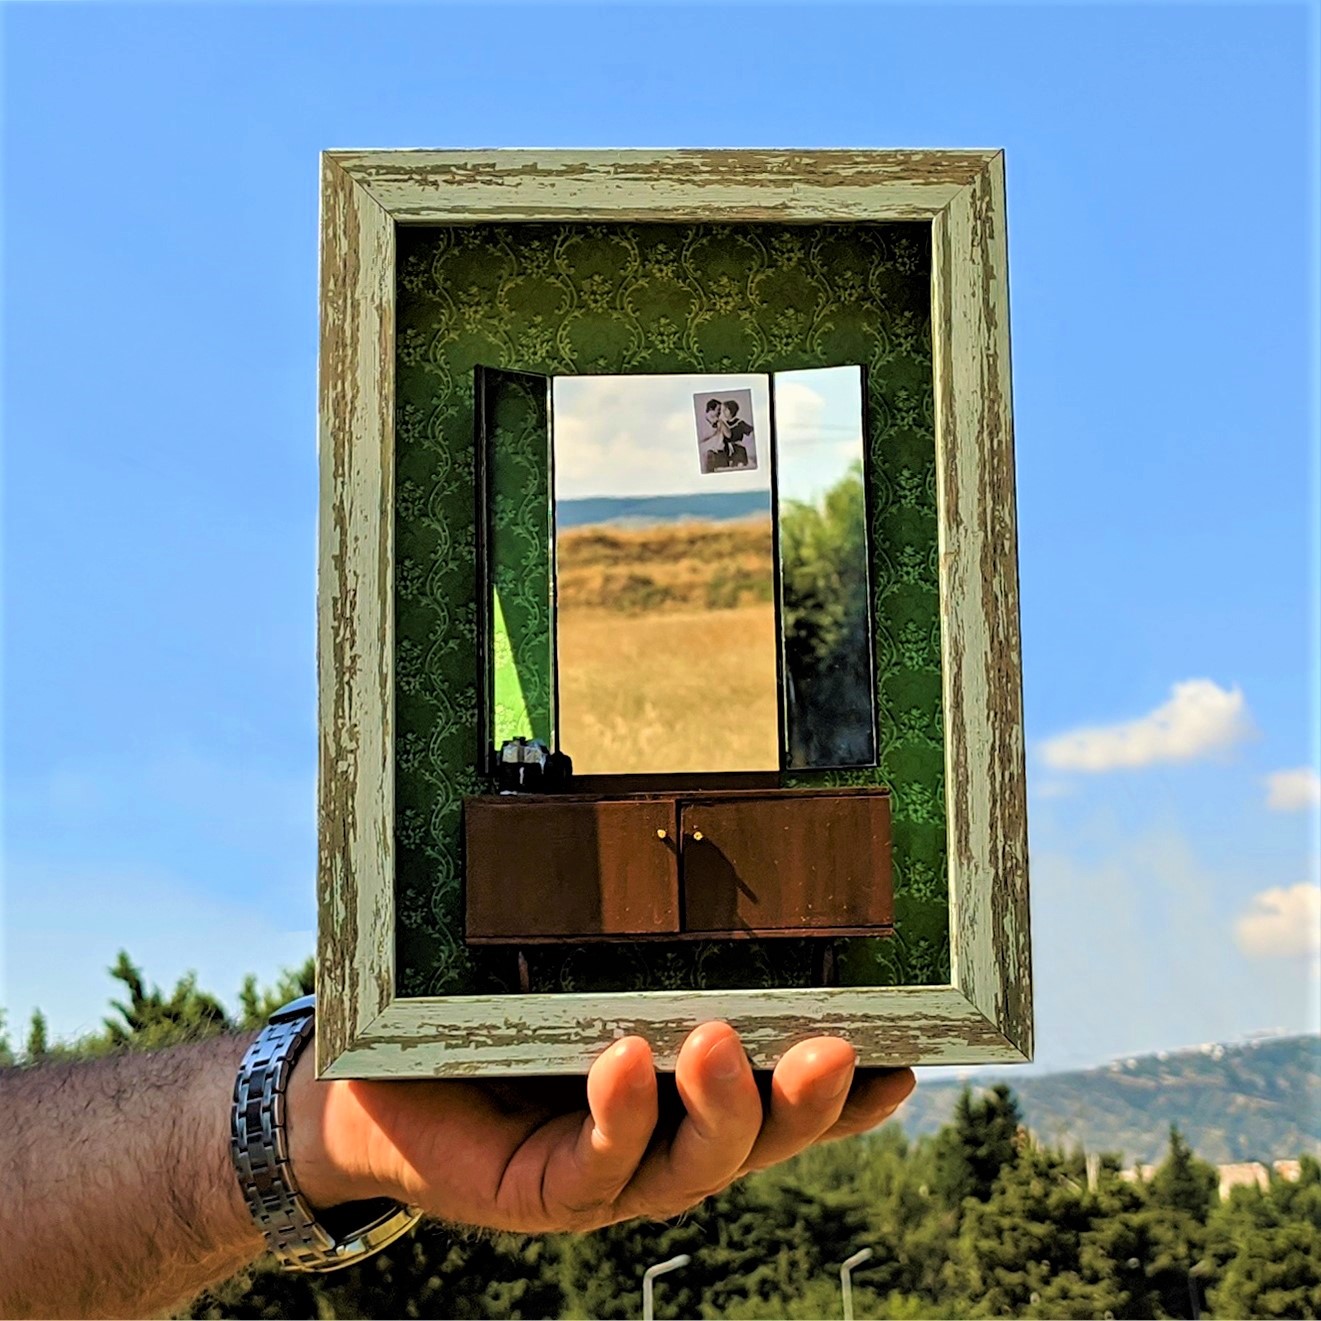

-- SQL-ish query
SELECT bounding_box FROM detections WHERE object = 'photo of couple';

[694,388,758,474]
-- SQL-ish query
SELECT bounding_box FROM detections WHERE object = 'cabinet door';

[680,794,892,935]
[465,798,679,941]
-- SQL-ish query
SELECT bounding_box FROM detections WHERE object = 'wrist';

[284,1051,379,1211]
[232,999,423,1273]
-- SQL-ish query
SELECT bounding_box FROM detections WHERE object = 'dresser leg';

[517,948,531,994]
[816,941,837,987]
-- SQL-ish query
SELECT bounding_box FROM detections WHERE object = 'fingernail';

[708,1034,748,1081]
[614,1040,653,1089]
[824,1061,854,1099]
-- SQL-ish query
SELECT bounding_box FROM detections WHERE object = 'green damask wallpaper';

[394,222,949,997]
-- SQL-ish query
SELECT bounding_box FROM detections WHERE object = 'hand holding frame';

[288,1021,914,1232]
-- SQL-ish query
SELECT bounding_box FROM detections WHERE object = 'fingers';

[817,1067,916,1141]
[448,1030,914,1235]
[616,1022,762,1221]
[737,1037,859,1173]
[538,1036,658,1227]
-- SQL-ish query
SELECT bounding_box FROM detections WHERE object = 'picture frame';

[316,149,1031,1078]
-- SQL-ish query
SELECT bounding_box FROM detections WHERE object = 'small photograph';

[694,388,758,475]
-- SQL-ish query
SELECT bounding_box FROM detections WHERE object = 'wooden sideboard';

[464,787,892,945]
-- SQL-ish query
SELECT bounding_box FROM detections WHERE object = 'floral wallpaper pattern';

[394,222,948,996]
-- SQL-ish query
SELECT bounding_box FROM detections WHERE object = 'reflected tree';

[780,462,875,768]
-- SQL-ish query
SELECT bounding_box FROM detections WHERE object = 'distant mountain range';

[896,1035,1320,1165]
[557,492,769,529]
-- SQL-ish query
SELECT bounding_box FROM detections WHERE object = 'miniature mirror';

[478,369,556,758]
[774,365,877,769]
[553,373,777,775]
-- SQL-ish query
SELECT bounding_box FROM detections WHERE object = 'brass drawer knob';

[656,828,668,840]
[691,829,704,841]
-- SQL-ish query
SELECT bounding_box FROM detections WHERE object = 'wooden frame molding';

[317,149,1031,1078]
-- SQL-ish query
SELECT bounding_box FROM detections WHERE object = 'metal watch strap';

[230,993,422,1272]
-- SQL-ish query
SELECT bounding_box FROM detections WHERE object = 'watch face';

[269,993,316,1023]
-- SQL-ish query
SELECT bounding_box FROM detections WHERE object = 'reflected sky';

[772,366,868,506]
[553,371,867,505]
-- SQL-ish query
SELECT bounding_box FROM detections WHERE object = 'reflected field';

[555,517,778,774]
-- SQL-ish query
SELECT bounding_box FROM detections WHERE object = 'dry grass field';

[556,516,774,613]
[556,517,779,773]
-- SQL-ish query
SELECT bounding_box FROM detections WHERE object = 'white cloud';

[549,366,867,504]
[1234,883,1321,960]
[1265,767,1321,813]
[773,378,826,434]
[1039,679,1252,772]
[553,373,771,500]
[1023,824,1319,1071]
[773,372,866,505]
[1030,778,1075,800]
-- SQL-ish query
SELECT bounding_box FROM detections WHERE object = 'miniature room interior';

[391,222,950,999]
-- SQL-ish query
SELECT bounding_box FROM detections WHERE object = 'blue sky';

[2,2,1317,1071]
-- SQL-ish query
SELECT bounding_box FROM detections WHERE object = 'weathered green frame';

[317,149,1031,1078]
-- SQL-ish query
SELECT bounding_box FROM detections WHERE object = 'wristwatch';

[230,993,423,1272]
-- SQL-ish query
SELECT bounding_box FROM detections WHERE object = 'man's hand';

[287,1022,914,1233]
[0,1024,912,1317]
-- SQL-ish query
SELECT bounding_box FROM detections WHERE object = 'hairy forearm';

[0,1035,266,1319]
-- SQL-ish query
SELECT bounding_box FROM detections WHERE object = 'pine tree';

[102,950,231,1049]
[851,1127,954,1303]
[932,1083,1023,1207]
[24,1008,48,1061]
[1149,1126,1217,1218]
[1073,1163,1163,1319]
[1206,1155,1321,1319]
[556,1207,706,1319]
[1140,1126,1219,1318]
[235,959,315,1030]
[943,1144,1115,1318]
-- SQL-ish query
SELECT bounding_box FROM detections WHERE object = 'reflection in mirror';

[552,374,778,775]
[773,366,877,769]
[481,368,556,758]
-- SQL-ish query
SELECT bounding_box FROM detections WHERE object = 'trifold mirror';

[478,366,877,778]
